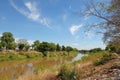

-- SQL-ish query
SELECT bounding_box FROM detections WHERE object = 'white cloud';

[70,24,82,35]
[9,0,49,27]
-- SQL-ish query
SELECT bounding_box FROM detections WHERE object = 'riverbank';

[0,51,78,80]
[57,51,120,80]
[0,51,78,61]
[0,51,119,80]
[16,51,120,80]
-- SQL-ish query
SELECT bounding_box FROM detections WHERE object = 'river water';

[0,53,86,80]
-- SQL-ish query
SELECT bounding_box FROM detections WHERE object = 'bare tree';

[79,0,120,44]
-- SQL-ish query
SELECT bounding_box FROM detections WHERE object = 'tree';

[49,43,56,51]
[0,32,15,50]
[0,42,2,51]
[105,38,120,52]
[66,46,73,55]
[33,40,40,51]
[80,0,120,46]
[89,48,102,53]
[25,44,30,51]
[38,42,49,56]
[62,45,66,51]
[17,39,29,51]
[56,43,61,51]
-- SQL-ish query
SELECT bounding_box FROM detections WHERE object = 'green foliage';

[106,43,120,52]
[17,39,29,51]
[57,64,77,80]
[93,53,112,66]
[18,44,25,51]
[62,45,66,51]
[56,43,61,51]
[0,43,2,51]
[0,32,15,50]
[24,44,30,51]
[89,48,102,53]
[49,43,56,51]
[66,46,73,52]
[32,40,40,51]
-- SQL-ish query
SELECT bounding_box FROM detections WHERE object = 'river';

[0,53,85,80]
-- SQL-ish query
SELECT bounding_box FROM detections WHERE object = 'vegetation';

[79,48,103,54]
[80,0,120,53]
[57,51,117,80]
[93,53,113,66]
[0,32,16,50]
[57,64,77,80]
[0,32,78,56]
[0,0,119,80]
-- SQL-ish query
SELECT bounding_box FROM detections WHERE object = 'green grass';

[0,51,78,62]
[57,63,77,80]
[57,51,116,80]
[93,53,113,66]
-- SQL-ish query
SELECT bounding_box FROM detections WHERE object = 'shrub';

[57,64,77,80]
[93,53,112,66]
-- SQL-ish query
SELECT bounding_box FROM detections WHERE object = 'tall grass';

[57,51,116,80]
[0,51,78,61]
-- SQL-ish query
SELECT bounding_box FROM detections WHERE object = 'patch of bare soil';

[80,55,120,80]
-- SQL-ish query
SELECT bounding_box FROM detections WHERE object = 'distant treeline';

[79,48,103,54]
[0,32,78,54]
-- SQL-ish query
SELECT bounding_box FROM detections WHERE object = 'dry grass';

[16,70,57,80]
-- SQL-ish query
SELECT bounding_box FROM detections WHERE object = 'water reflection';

[0,53,86,80]
[72,53,86,62]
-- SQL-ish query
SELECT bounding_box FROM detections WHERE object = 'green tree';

[56,43,61,51]
[66,46,73,55]
[106,40,120,52]
[0,32,15,50]
[62,45,66,51]
[25,44,30,51]
[38,42,50,56]
[89,48,102,53]
[0,42,2,51]
[49,43,56,51]
[18,44,25,51]
[17,39,29,51]
[33,40,40,51]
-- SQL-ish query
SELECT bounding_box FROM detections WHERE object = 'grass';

[57,51,117,80]
[0,51,78,80]
[0,51,78,62]
[0,51,115,80]
[93,53,113,66]
[57,63,77,80]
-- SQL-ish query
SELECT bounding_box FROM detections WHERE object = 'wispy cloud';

[85,31,95,39]
[0,16,6,20]
[9,0,49,27]
[70,24,82,35]
[62,14,67,21]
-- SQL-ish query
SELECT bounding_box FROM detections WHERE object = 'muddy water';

[0,53,85,80]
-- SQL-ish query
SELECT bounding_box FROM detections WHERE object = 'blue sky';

[0,0,106,50]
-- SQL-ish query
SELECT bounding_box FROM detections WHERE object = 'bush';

[93,53,112,66]
[57,64,77,80]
